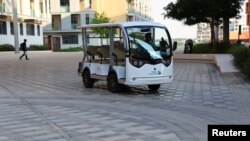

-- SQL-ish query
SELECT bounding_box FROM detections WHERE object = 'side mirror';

[173,41,177,51]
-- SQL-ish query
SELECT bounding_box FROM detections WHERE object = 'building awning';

[43,30,81,34]
[0,14,12,20]
[0,14,48,24]
[18,15,48,23]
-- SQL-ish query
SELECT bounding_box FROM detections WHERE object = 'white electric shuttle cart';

[78,22,177,93]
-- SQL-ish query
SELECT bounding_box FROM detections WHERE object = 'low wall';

[173,54,216,64]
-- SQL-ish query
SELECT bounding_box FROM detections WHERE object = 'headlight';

[131,59,145,68]
[139,61,144,66]
[134,61,138,66]
[162,59,171,66]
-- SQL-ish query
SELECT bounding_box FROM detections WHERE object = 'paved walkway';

[0,52,249,141]
[174,53,240,73]
[214,54,239,73]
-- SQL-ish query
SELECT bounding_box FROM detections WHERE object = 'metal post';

[12,0,19,53]
[249,25,250,44]
[238,25,242,43]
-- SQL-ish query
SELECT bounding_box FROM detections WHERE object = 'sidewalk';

[174,53,240,73]
[214,54,239,73]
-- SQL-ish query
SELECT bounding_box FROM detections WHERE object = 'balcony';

[61,6,69,12]
[52,24,61,30]
[71,23,80,29]
[31,9,35,17]
[127,8,152,21]
[0,3,5,13]
[40,13,46,18]
[127,8,136,16]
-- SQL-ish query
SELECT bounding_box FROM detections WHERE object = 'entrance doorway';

[52,37,61,51]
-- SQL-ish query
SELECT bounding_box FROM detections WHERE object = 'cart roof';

[78,21,166,29]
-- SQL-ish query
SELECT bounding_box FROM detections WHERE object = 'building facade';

[197,23,223,43]
[197,23,211,42]
[229,0,249,43]
[0,0,49,47]
[230,18,249,42]
[43,0,153,50]
[197,0,249,43]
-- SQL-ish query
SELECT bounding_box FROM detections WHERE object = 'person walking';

[19,39,29,60]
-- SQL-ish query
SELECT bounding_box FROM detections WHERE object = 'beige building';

[92,0,153,22]
[0,0,49,46]
[43,0,153,50]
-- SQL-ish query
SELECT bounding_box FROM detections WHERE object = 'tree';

[91,12,111,37]
[91,12,111,45]
[163,0,243,44]
[218,0,244,43]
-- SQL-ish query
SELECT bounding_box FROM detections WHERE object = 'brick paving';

[0,51,249,141]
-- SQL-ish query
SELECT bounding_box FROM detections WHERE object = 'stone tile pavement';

[0,51,249,141]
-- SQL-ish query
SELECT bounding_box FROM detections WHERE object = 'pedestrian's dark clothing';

[20,40,29,60]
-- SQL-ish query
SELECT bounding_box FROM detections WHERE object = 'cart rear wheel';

[82,69,94,88]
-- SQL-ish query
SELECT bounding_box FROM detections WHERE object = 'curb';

[173,54,215,64]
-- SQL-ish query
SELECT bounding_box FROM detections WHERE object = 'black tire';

[148,84,160,91]
[82,69,94,88]
[107,72,123,93]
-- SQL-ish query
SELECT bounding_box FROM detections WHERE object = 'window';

[52,16,55,28]
[30,0,35,16]
[20,23,23,35]
[71,14,79,29]
[45,0,47,13]
[60,0,69,6]
[60,0,69,12]
[62,35,78,44]
[52,15,61,30]
[126,26,171,61]
[86,34,90,44]
[26,24,35,35]
[0,21,7,34]
[89,0,92,8]
[86,14,89,24]
[39,1,43,13]
[37,25,40,36]
[80,0,84,10]
[10,22,14,35]
[20,0,23,14]
[49,0,51,12]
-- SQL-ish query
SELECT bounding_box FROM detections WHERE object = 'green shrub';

[29,44,49,50]
[192,43,215,54]
[193,43,250,79]
[59,47,83,52]
[215,42,231,53]
[0,44,14,51]
[228,46,250,79]
[242,59,250,78]
[192,42,243,54]
[227,46,250,68]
